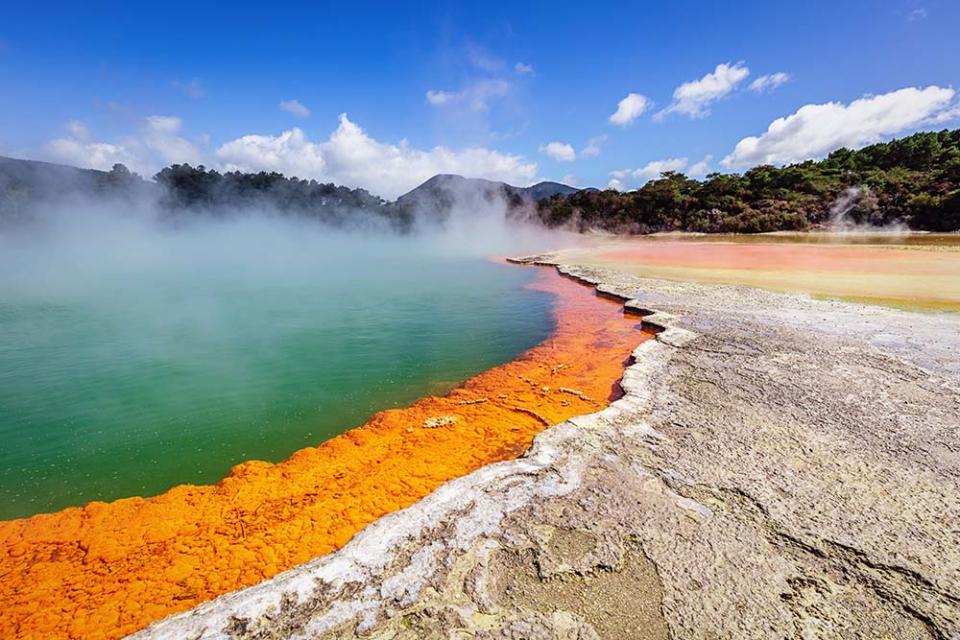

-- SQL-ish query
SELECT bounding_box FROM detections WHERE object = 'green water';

[0,222,554,520]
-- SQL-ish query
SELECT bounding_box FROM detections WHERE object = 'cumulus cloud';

[46,134,139,173]
[142,116,203,165]
[279,99,311,118]
[424,80,510,112]
[631,157,689,182]
[609,93,652,126]
[688,155,713,178]
[908,8,928,20]
[539,141,576,162]
[43,113,539,199]
[748,72,790,93]
[560,174,578,186]
[656,62,750,120]
[514,62,534,75]
[45,115,201,175]
[217,113,538,198]
[581,135,606,158]
[610,158,689,187]
[930,103,960,124]
[215,128,327,179]
[607,178,626,191]
[722,85,957,168]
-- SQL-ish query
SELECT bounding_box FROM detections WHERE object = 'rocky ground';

[131,253,960,640]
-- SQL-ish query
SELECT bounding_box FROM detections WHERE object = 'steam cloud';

[826,186,907,233]
[0,174,575,310]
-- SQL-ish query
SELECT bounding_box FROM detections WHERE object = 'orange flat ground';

[600,242,944,274]
[0,266,648,640]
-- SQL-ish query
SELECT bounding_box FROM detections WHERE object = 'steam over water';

[0,207,560,519]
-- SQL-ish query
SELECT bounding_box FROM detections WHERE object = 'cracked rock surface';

[131,255,960,640]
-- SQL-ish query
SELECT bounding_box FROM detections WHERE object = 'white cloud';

[560,174,578,186]
[930,103,960,124]
[426,89,455,105]
[144,115,182,134]
[279,99,311,118]
[581,135,607,158]
[46,136,139,173]
[515,62,535,75]
[722,85,957,168]
[215,128,327,179]
[217,113,538,198]
[539,141,576,162]
[45,115,201,175]
[748,72,791,93]
[609,158,689,188]
[630,157,689,183]
[688,155,713,178]
[609,93,652,126]
[656,62,750,120]
[142,116,202,165]
[43,113,538,198]
[424,80,510,112]
[908,8,928,20]
[607,178,626,191]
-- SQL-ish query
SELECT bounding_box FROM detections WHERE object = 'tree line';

[3,128,960,232]
[153,164,411,228]
[534,129,960,233]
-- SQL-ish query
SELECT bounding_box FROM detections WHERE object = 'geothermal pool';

[0,253,554,519]
[0,262,647,640]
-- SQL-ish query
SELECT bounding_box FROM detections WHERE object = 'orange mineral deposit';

[0,266,650,640]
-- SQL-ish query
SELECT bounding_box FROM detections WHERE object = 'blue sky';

[1,0,958,198]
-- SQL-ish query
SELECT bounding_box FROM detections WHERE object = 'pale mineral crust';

[131,253,960,640]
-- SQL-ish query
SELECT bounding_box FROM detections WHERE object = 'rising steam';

[826,185,907,233]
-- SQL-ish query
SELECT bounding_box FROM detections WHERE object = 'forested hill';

[535,129,960,233]
[0,159,407,228]
[393,174,577,223]
[152,164,402,227]
[0,160,569,230]
[3,128,960,232]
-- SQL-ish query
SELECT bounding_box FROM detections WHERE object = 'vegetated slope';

[4,128,959,233]
[0,158,573,230]
[0,157,155,223]
[0,158,407,228]
[535,129,960,233]
[393,174,577,223]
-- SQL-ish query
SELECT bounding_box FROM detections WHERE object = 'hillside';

[0,158,575,230]
[535,128,960,233]
[394,174,577,222]
[4,129,960,233]
[0,157,154,223]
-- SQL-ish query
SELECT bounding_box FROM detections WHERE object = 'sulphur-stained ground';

[131,253,960,640]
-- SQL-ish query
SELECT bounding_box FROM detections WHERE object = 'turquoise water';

[0,220,554,519]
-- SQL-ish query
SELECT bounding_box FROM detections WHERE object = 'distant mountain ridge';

[395,174,579,222]
[0,155,580,228]
[0,155,155,198]
[397,174,577,202]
